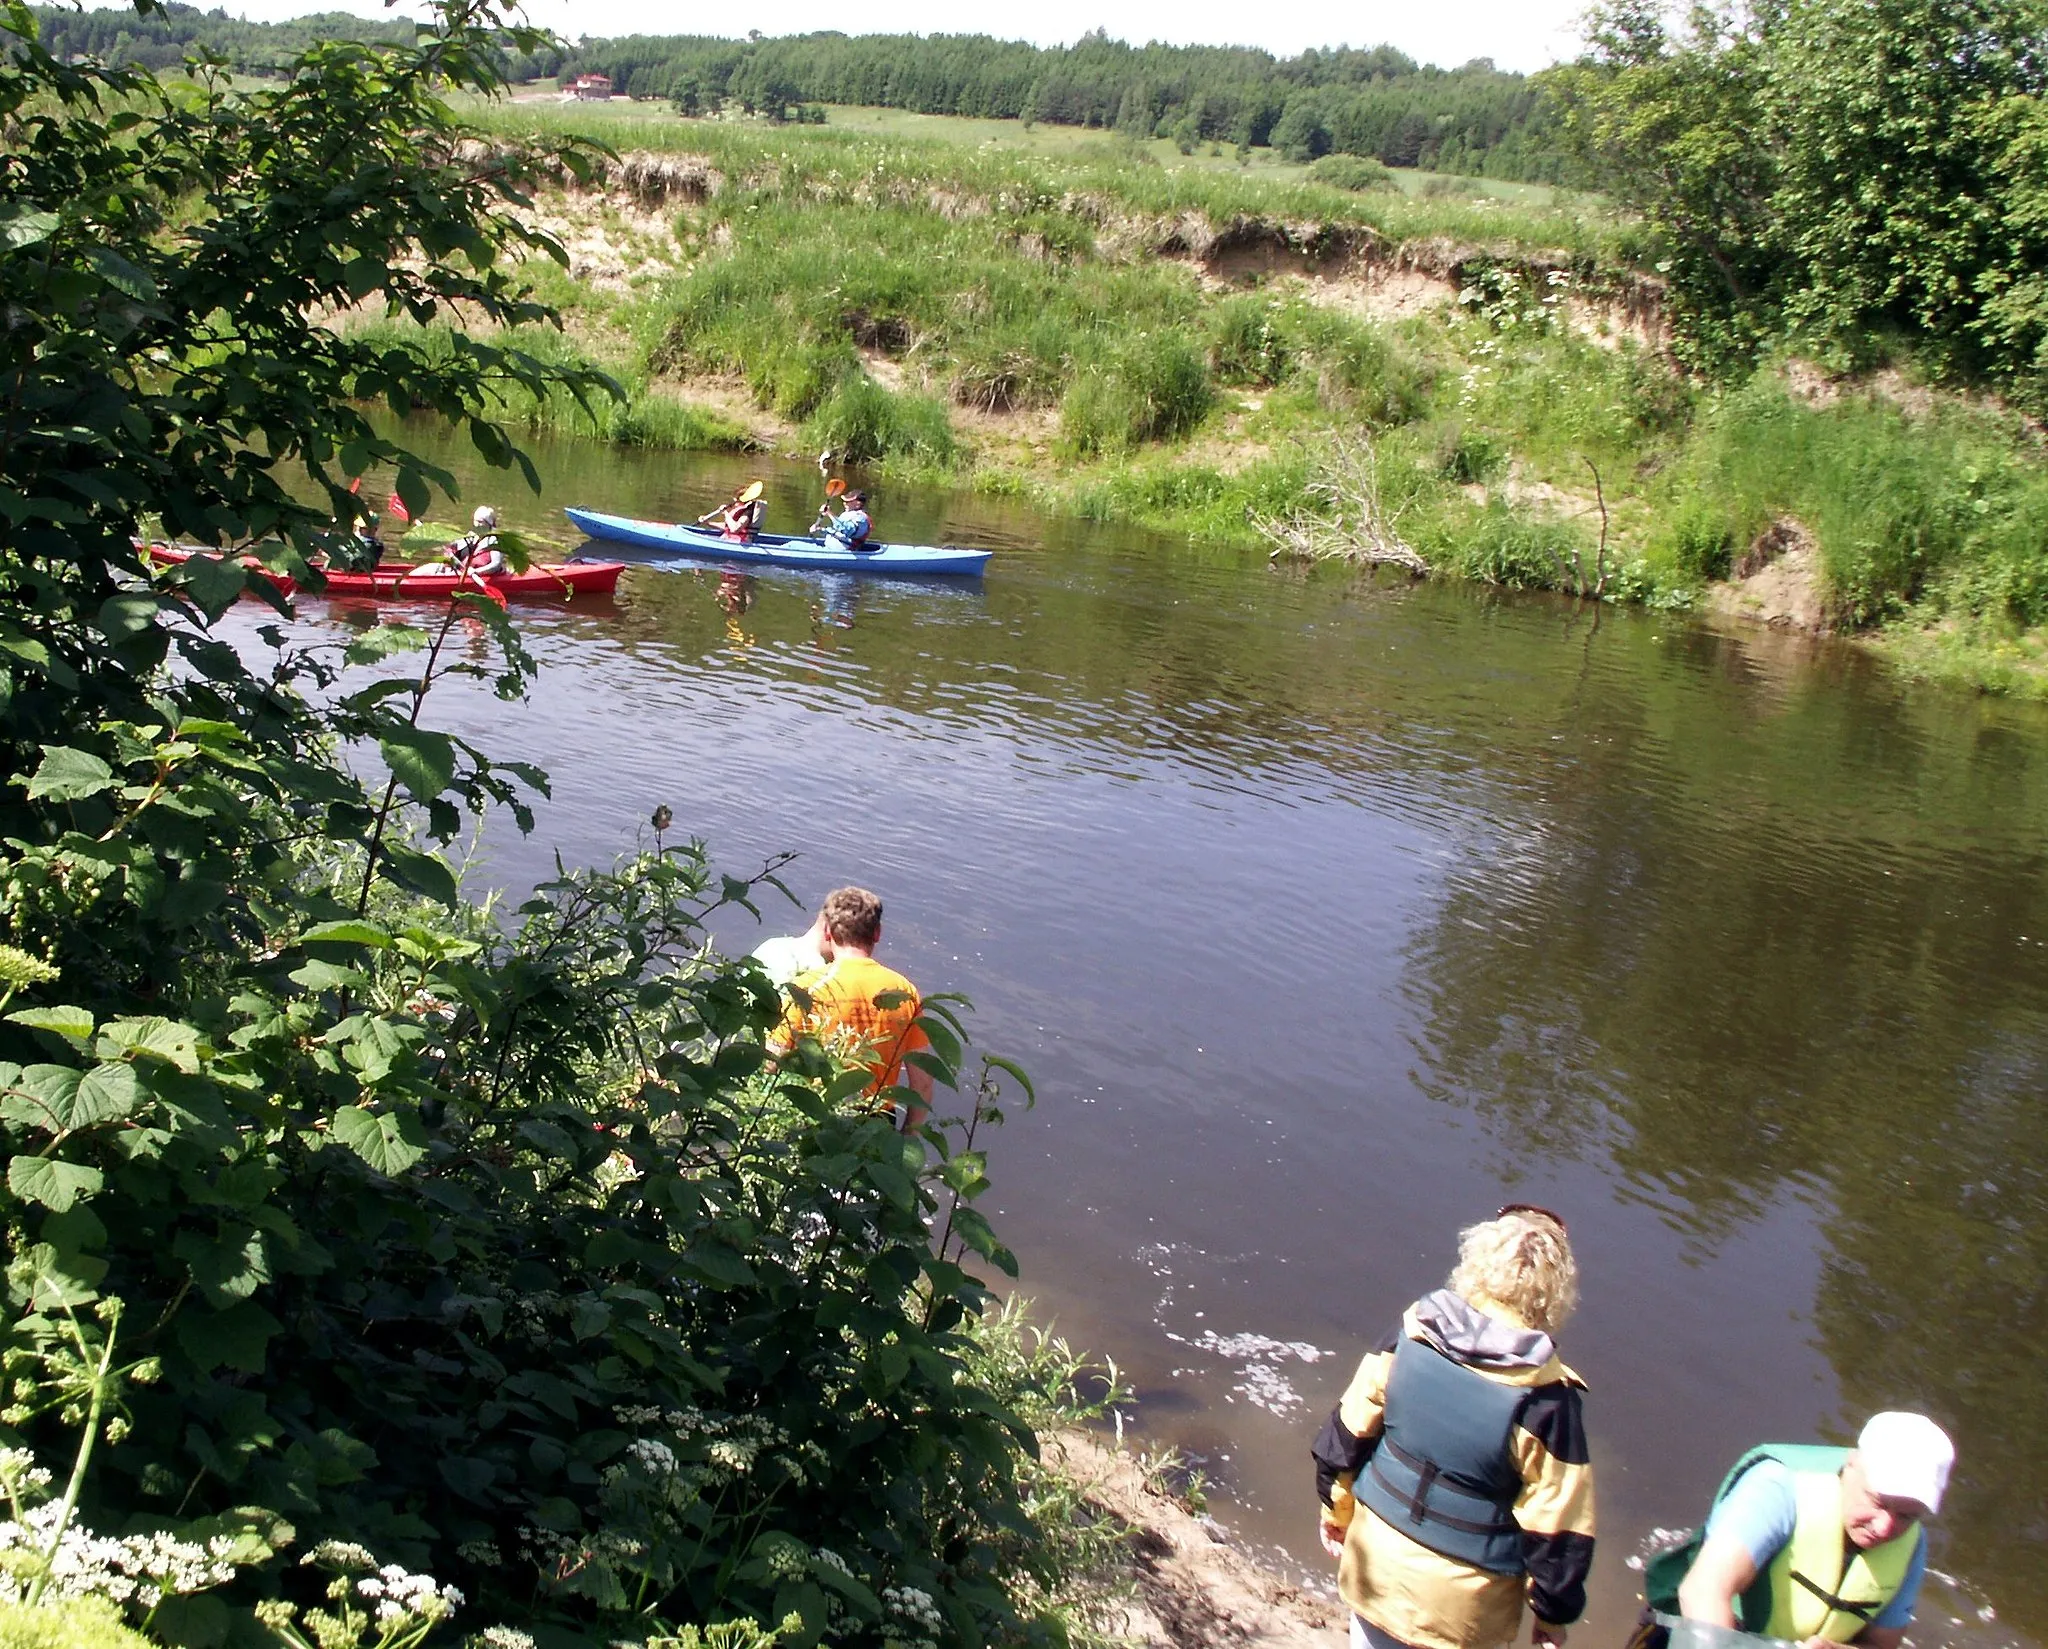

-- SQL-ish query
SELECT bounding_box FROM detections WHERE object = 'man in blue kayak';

[1668,1412,1954,1649]
[816,488,874,551]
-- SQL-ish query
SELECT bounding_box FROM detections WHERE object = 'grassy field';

[377,95,2048,694]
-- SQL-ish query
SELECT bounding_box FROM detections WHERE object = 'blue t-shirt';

[1704,1460,1926,1630]
[824,508,871,547]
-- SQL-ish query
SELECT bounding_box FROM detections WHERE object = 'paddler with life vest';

[1312,1206,1595,1649]
[699,481,766,543]
[1662,1413,1953,1649]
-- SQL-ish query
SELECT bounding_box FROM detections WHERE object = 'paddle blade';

[386,491,411,525]
[824,478,846,497]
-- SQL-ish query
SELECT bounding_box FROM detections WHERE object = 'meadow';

[397,97,2048,693]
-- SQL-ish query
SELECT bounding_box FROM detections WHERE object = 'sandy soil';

[1704,519,1834,634]
[1051,1431,1347,1649]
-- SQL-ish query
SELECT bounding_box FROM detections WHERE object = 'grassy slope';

[401,97,2048,694]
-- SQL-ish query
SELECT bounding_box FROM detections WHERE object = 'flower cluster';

[358,1562,464,1626]
[883,1583,945,1648]
[0,1503,239,1608]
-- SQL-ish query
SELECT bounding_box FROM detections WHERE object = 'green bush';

[1662,499,1736,581]
[804,374,959,465]
[1058,334,1213,457]
[1308,154,1397,192]
[1208,296,1291,386]
[1430,504,1591,589]
[1437,425,1508,484]
[0,12,1092,1649]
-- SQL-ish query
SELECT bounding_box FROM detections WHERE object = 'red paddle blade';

[386,491,411,524]
[824,478,846,497]
[348,476,362,495]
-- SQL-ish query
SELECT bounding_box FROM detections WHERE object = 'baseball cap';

[1857,1412,1954,1513]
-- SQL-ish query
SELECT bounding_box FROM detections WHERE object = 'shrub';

[1308,153,1396,192]
[1436,424,1508,484]
[1057,334,1212,456]
[1431,504,1592,589]
[1208,295,1291,385]
[1662,499,1736,581]
[804,374,959,464]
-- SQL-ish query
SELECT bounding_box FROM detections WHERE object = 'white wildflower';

[476,1629,537,1649]
[626,1439,679,1476]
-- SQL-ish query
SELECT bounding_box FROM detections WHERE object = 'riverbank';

[1052,1432,1344,1649]
[347,106,2048,696]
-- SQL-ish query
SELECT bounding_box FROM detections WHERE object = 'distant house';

[568,73,612,101]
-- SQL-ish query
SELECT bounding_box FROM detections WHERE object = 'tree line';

[25,6,1576,183]
[566,30,1573,179]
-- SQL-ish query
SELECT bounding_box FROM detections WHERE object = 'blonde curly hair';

[1449,1208,1579,1335]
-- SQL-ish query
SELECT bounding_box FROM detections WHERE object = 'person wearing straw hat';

[1312,1206,1595,1649]
[701,481,766,543]
[1666,1413,1953,1649]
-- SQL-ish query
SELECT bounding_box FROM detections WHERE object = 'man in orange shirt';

[771,886,933,1130]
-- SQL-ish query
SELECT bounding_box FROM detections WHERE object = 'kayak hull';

[564,508,992,576]
[144,543,624,597]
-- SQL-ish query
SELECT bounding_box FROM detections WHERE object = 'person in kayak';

[1668,1413,1952,1649]
[815,488,874,551]
[422,506,504,576]
[324,509,385,573]
[769,885,932,1130]
[701,481,766,542]
[1312,1205,1594,1649]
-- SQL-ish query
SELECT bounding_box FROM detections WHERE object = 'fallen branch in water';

[1249,434,1430,574]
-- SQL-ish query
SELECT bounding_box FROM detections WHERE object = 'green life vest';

[1754,1447,1920,1642]
[1643,1446,1921,1644]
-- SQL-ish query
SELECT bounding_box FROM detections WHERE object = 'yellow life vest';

[1761,1457,1921,1642]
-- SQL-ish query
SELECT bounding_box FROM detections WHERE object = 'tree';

[1541,0,1784,373]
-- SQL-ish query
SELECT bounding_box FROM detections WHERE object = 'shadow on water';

[273,416,2048,1646]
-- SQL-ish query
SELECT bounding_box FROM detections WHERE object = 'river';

[228,423,2048,1649]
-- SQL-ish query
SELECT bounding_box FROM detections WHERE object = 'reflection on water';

[245,418,2048,1648]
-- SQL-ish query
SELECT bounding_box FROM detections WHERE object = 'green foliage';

[0,8,1086,1649]
[1544,0,2048,393]
[1057,335,1212,456]
[1306,154,1397,192]
[0,1601,152,1649]
[804,377,958,466]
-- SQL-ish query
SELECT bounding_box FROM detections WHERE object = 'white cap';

[1857,1412,1954,1513]
[472,505,497,530]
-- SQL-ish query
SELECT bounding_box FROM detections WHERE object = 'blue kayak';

[564,508,992,576]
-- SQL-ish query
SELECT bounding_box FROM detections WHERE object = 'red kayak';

[142,543,624,598]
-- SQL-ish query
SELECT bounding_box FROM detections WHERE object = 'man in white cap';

[1674,1412,1954,1649]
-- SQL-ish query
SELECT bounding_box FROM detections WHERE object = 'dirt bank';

[1052,1430,1346,1649]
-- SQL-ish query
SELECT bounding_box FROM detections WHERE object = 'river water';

[233,425,2048,1649]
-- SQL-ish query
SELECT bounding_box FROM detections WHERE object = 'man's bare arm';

[1676,1536,1759,1631]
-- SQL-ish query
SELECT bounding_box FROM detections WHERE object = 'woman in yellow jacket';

[1312,1207,1595,1649]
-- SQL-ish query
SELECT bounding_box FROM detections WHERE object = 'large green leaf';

[331,1104,427,1176]
[172,1226,270,1308]
[379,726,457,801]
[0,206,59,251]
[6,1006,94,1048]
[99,1016,204,1074]
[8,1155,104,1211]
[24,746,117,801]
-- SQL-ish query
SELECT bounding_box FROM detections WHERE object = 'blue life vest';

[1354,1334,1527,1575]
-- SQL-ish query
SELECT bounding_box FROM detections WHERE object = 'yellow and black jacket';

[1312,1289,1596,1649]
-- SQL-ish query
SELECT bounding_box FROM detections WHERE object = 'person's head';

[472,505,497,531]
[1449,1205,1578,1336]
[843,490,866,509]
[1842,1413,1953,1548]
[819,886,883,952]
